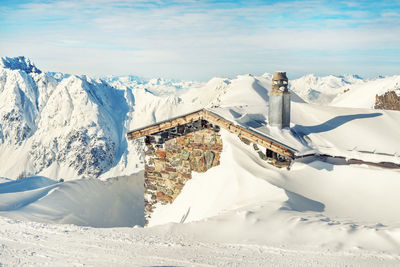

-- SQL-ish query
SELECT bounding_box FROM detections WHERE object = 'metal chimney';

[268,72,291,129]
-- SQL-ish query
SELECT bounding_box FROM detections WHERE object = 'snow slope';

[0,172,144,227]
[151,129,400,227]
[289,73,400,109]
[331,75,400,108]
[289,74,364,104]
[2,216,399,266]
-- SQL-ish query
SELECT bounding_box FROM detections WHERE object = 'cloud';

[0,0,399,80]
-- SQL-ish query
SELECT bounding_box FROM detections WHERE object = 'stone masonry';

[144,128,222,224]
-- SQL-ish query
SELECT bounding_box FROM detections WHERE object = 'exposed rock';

[375,90,400,110]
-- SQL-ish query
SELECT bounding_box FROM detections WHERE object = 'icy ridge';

[0,56,41,74]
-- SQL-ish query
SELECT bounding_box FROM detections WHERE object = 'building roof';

[127,108,299,158]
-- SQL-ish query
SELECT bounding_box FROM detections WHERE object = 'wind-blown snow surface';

[0,173,144,227]
[1,56,400,265]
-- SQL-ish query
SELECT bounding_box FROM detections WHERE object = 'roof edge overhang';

[127,108,297,158]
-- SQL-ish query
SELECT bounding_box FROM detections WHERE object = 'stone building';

[127,73,296,224]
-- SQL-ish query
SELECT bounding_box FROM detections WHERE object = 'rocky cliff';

[375,90,400,110]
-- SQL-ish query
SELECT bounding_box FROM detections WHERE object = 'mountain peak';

[0,56,42,74]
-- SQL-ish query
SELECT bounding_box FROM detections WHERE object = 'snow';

[0,56,400,265]
[289,74,364,104]
[150,129,400,228]
[0,64,131,179]
[0,173,144,227]
[207,106,307,153]
[3,216,400,266]
[0,56,41,74]
[291,103,400,162]
[289,74,400,109]
[206,98,400,164]
[332,75,400,108]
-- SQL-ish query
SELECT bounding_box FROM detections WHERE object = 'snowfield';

[3,216,400,266]
[0,56,400,266]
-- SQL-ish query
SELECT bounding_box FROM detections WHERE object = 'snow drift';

[0,172,144,227]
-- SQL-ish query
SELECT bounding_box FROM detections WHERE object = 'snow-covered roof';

[208,103,400,164]
[127,108,297,158]
[205,106,306,154]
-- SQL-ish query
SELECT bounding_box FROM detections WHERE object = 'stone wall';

[144,128,222,224]
[240,137,291,169]
[375,90,400,110]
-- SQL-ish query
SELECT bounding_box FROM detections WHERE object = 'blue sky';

[1,0,399,80]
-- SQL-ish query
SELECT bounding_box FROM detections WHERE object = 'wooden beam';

[127,111,203,140]
[200,110,293,158]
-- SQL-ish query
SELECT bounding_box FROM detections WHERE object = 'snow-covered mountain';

[331,75,400,108]
[289,73,400,108]
[103,75,201,96]
[0,56,42,74]
[0,57,130,179]
[289,73,365,104]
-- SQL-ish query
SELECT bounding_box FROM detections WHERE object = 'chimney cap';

[271,71,289,92]
[272,72,288,81]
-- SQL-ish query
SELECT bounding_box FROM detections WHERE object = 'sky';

[0,0,400,81]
